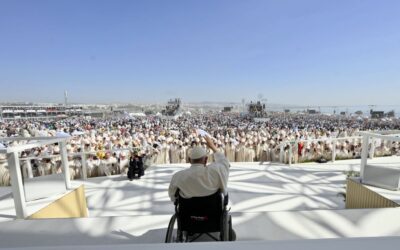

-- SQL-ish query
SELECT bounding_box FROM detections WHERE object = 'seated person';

[168,130,230,201]
[168,129,235,240]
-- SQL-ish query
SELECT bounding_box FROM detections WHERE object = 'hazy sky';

[1,0,399,105]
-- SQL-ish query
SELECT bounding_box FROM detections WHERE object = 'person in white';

[118,151,130,175]
[168,129,231,202]
[0,153,10,186]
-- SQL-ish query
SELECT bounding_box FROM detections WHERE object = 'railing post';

[279,144,284,163]
[8,152,27,219]
[25,159,33,179]
[360,135,369,180]
[332,139,336,163]
[81,150,87,180]
[60,141,71,189]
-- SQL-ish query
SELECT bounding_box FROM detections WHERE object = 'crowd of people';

[1,112,400,186]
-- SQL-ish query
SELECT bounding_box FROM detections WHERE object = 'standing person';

[259,139,270,162]
[0,154,10,186]
[137,152,145,178]
[225,139,236,162]
[245,141,256,162]
[86,154,96,177]
[161,139,170,164]
[178,141,187,164]
[100,152,113,176]
[118,151,129,175]
[128,152,137,181]
[169,140,180,163]
[67,156,76,180]
[235,139,246,162]
[128,151,144,180]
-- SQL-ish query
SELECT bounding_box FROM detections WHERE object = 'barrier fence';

[279,130,400,166]
[2,131,400,184]
[0,136,71,219]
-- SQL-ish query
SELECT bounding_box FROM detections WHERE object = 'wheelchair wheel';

[220,211,229,241]
[165,214,184,243]
[228,215,236,241]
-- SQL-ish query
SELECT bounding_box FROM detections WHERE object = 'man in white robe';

[235,139,246,162]
[0,154,10,186]
[178,142,187,164]
[245,141,256,162]
[169,141,180,163]
[67,156,76,180]
[225,140,236,162]
[119,151,130,175]
[259,139,270,162]
[99,153,113,176]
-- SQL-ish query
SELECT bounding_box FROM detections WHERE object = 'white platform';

[0,186,76,222]
[0,157,400,248]
[1,207,400,248]
[76,163,349,218]
[2,237,400,250]
[362,181,400,205]
[361,158,400,203]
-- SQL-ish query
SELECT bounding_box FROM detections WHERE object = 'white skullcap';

[190,146,207,160]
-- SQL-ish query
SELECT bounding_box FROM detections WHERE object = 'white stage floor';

[79,161,351,217]
[0,157,400,248]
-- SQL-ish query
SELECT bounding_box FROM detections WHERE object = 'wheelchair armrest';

[174,189,180,206]
[223,193,229,206]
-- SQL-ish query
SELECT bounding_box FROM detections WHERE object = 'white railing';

[359,131,400,180]
[278,130,400,166]
[278,136,363,166]
[1,146,143,180]
[0,136,71,219]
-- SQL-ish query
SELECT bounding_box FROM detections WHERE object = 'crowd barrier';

[2,131,400,184]
[279,130,400,166]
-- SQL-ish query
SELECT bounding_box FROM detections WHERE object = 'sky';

[0,0,400,106]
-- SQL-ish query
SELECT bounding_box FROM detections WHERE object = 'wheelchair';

[165,189,234,243]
